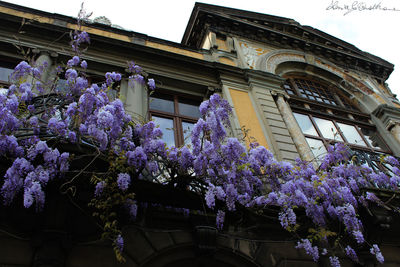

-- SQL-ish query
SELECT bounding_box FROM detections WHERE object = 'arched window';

[284,77,356,110]
[283,76,391,167]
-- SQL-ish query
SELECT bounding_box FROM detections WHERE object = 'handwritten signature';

[326,0,400,15]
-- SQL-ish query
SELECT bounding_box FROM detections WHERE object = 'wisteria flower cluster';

[1,21,400,267]
[189,99,399,266]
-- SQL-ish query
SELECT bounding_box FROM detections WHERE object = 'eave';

[183,3,394,81]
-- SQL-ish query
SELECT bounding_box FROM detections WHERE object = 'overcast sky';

[2,0,400,96]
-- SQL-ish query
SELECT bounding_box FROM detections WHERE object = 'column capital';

[270,89,290,100]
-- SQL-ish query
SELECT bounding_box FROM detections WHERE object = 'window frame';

[284,76,357,111]
[282,76,392,165]
[293,111,390,154]
[149,91,201,147]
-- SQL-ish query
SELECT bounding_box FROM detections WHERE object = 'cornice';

[244,69,285,90]
[373,104,400,130]
[183,4,393,81]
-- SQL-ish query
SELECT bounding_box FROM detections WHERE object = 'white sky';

[2,0,400,97]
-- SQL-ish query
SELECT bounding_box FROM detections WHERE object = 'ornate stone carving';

[240,43,259,68]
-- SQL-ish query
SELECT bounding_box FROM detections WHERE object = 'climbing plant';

[1,8,399,266]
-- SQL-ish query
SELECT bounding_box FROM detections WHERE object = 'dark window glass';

[149,95,174,113]
[178,98,201,118]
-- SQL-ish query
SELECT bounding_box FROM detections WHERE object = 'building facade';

[1,2,400,267]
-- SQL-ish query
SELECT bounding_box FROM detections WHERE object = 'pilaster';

[372,104,400,155]
[245,70,299,162]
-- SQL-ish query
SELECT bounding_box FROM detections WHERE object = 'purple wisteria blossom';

[80,60,87,69]
[125,198,137,220]
[94,181,106,197]
[296,239,319,262]
[216,210,225,230]
[117,173,131,191]
[329,256,341,267]
[11,61,31,80]
[115,234,124,252]
[370,244,384,264]
[147,78,155,90]
[0,27,398,266]
[345,246,358,262]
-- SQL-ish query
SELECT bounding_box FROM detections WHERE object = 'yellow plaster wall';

[393,102,400,108]
[216,38,229,52]
[378,83,391,96]
[229,88,269,149]
[0,6,54,24]
[372,93,387,104]
[218,57,236,66]
[67,24,131,42]
[0,6,205,60]
[145,41,204,60]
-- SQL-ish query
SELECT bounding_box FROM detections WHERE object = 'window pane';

[313,117,343,141]
[0,67,13,82]
[286,89,295,95]
[293,113,318,136]
[150,95,174,113]
[306,138,327,162]
[182,121,195,146]
[152,116,175,147]
[178,98,201,118]
[337,123,367,146]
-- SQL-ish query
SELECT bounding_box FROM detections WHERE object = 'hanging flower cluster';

[0,19,399,266]
[187,91,400,266]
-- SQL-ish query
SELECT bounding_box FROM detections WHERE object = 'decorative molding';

[244,69,284,90]
[183,5,393,80]
[373,104,400,130]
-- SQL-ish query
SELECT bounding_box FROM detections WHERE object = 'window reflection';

[293,113,318,136]
[313,118,343,141]
[337,123,367,146]
[0,66,13,83]
[152,116,175,147]
[306,138,327,162]
[179,100,201,118]
[149,95,174,114]
[182,121,195,145]
[150,93,200,147]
